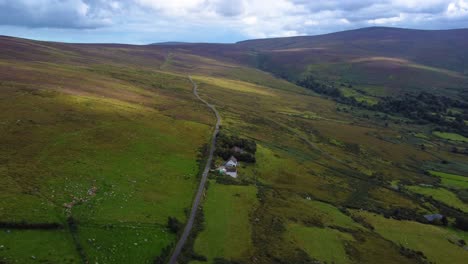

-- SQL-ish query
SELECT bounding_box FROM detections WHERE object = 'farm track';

[168,76,221,264]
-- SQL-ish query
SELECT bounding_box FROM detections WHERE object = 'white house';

[217,156,238,178]
[225,156,238,168]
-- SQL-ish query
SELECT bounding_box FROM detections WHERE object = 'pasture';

[193,181,257,263]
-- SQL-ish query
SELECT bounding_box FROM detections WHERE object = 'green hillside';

[1,27,468,263]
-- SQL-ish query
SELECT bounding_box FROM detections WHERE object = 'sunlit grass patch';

[407,186,468,213]
[329,138,345,147]
[429,170,468,189]
[351,210,468,264]
[278,110,323,120]
[194,76,277,97]
[433,131,468,143]
[414,133,429,139]
[303,200,363,230]
[340,87,379,105]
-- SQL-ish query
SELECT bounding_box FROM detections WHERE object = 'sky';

[0,0,468,44]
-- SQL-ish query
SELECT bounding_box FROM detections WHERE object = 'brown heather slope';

[143,27,468,98]
[237,27,468,72]
[234,27,468,98]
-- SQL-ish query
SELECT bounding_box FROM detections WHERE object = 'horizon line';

[1,26,468,46]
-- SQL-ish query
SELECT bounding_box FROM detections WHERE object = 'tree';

[167,217,183,234]
[455,217,468,231]
[442,216,448,226]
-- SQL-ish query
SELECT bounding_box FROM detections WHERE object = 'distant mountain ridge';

[2,26,468,98]
[151,41,193,45]
[236,26,468,49]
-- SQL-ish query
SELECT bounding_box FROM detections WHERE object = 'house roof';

[228,156,237,163]
[424,214,444,221]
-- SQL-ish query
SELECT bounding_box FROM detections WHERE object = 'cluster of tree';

[296,75,369,107]
[296,75,343,97]
[215,132,257,163]
[296,74,468,135]
[371,92,468,133]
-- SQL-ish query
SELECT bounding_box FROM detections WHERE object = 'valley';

[0,27,468,264]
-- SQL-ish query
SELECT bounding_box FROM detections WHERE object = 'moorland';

[1,27,468,264]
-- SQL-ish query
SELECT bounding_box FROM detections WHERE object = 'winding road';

[168,76,221,264]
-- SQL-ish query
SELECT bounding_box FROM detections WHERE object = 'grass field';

[340,87,379,105]
[407,186,468,213]
[352,210,468,264]
[193,181,257,263]
[192,73,451,263]
[429,170,468,189]
[0,61,212,262]
[2,33,468,263]
[433,132,468,143]
[286,224,354,264]
[302,200,363,230]
[0,229,80,263]
[77,225,174,263]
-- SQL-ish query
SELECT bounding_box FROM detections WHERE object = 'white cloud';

[1,0,468,42]
[134,0,206,15]
[368,14,405,25]
[447,0,468,17]
[0,0,113,28]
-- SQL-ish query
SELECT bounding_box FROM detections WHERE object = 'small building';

[217,156,238,178]
[225,156,238,169]
[424,214,444,222]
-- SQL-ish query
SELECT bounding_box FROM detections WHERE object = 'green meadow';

[340,87,379,105]
[286,224,354,264]
[193,181,257,263]
[433,131,468,143]
[0,229,80,263]
[407,186,468,213]
[0,61,212,262]
[352,210,468,264]
[1,32,468,264]
[429,170,468,189]
[77,225,174,263]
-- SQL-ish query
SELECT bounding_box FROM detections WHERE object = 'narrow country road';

[168,76,221,264]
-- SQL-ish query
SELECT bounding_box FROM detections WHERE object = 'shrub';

[167,217,183,234]
[153,244,173,264]
[455,217,468,231]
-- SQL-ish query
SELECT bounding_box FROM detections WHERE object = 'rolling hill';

[1,27,468,264]
[237,27,468,97]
